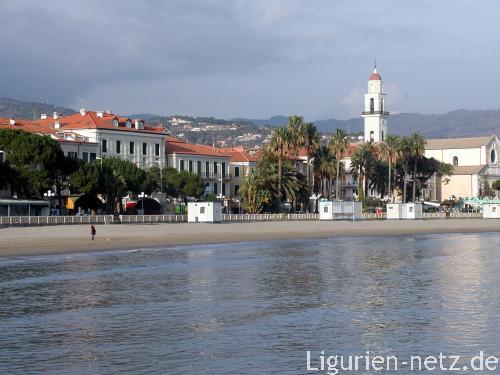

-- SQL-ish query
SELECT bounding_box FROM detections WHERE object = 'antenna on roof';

[374,58,377,70]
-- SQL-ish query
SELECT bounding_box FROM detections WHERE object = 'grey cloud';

[1,0,500,118]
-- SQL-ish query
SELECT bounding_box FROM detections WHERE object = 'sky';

[1,0,500,120]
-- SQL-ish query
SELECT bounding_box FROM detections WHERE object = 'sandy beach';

[0,219,498,257]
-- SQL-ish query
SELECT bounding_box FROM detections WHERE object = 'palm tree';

[267,127,292,202]
[399,136,412,203]
[313,145,336,199]
[239,171,270,213]
[329,129,350,200]
[287,115,306,157]
[350,141,376,200]
[378,135,401,202]
[409,133,426,202]
[302,122,320,197]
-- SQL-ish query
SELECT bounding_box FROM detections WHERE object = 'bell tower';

[362,64,388,143]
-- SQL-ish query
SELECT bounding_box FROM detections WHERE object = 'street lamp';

[95,156,103,171]
[44,189,55,215]
[138,192,147,214]
[155,160,163,193]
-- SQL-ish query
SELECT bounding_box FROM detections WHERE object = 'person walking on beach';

[91,225,96,240]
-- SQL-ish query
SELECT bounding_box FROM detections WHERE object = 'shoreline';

[1,219,499,257]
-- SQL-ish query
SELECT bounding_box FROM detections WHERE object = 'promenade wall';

[0,212,483,227]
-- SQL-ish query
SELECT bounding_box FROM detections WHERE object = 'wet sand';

[0,219,499,257]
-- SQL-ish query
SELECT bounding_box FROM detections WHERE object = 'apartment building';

[166,136,231,198]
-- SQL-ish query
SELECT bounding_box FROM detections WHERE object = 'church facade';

[341,66,500,203]
[423,135,500,201]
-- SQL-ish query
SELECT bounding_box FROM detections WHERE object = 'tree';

[350,141,377,200]
[329,129,350,200]
[0,128,66,198]
[287,115,306,157]
[378,135,401,202]
[313,145,336,200]
[493,180,500,197]
[239,171,270,213]
[302,122,320,200]
[70,157,149,213]
[408,132,426,202]
[480,176,495,198]
[178,171,205,198]
[399,136,412,203]
[267,127,292,203]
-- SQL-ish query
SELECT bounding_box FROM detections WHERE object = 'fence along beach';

[0,219,499,257]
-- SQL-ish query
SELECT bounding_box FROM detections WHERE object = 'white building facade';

[362,67,388,143]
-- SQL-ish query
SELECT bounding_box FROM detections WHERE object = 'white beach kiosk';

[187,201,222,223]
[386,203,423,220]
[483,203,500,219]
[319,200,363,220]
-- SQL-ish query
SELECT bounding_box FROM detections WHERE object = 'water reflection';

[1,233,500,373]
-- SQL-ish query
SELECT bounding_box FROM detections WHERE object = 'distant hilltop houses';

[1,65,499,206]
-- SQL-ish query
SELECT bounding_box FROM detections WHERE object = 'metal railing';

[222,213,319,222]
[0,211,485,227]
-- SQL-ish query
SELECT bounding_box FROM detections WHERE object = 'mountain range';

[1,97,499,139]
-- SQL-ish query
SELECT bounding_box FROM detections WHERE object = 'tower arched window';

[491,149,497,164]
[380,98,384,113]
[381,131,385,142]
[453,156,459,166]
[370,131,374,142]
[370,98,375,113]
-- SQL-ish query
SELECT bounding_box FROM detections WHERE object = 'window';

[222,162,226,178]
[214,162,218,174]
[197,161,202,176]
[155,143,160,157]
[324,206,328,213]
[90,153,97,161]
[381,131,385,142]
[189,160,193,173]
[200,207,205,214]
[222,183,226,196]
[491,149,497,164]
[102,139,108,153]
[369,131,374,142]
[126,120,132,128]
[380,98,384,113]
[213,183,218,195]
[234,166,240,177]
[142,143,147,155]
[82,152,89,162]
[116,140,121,154]
[370,98,375,113]
[206,161,210,176]
[112,119,119,127]
[180,160,185,171]
[0,151,5,163]
[68,151,77,159]
[130,141,135,155]
[453,156,459,166]
[235,185,240,195]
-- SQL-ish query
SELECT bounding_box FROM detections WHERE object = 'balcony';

[197,172,232,180]
[362,111,389,116]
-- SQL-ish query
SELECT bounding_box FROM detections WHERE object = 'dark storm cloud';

[1,0,500,118]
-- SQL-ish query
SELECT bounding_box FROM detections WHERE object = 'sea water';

[1,233,499,374]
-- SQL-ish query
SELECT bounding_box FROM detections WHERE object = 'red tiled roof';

[166,138,229,158]
[0,118,58,135]
[36,111,165,134]
[218,146,258,162]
